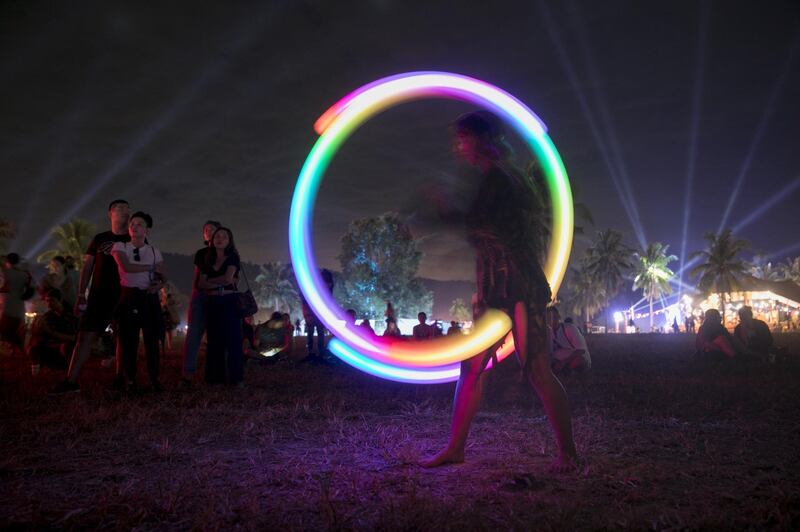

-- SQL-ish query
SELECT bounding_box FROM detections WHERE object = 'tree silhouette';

[36,218,96,264]
[689,230,749,326]
[585,229,633,328]
[254,261,301,319]
[449,298,471,323]
[632,242,677,332]
[563,261,606,329]
[338,212,432,319]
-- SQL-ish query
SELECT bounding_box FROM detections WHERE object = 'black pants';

[206,294,244,385]
[116,288,162,386]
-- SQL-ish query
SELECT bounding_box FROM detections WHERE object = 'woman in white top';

[111,211,166,391]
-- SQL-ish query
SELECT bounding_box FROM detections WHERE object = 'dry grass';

[2,334,800,530]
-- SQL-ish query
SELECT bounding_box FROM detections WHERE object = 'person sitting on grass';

[733,306,774,362]
[695,308,739,360]
[549,308,591,375]
[28,289,76,375]
[359,319,376,337]
[254,312,291,360]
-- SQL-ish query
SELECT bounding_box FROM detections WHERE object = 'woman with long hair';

[422,111,577,470]
[198,226,244,385]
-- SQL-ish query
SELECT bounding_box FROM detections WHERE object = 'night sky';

[1,0,798,282]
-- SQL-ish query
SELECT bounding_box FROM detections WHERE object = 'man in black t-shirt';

[51,199,131,394]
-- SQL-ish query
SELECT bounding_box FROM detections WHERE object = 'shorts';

[79,294,118,333]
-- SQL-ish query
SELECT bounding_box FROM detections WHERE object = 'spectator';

[734,306,773,361]
[359,319,375,337]
[548,308,591,374]
[254,311,290,360]
[160,285,179,352]
[412,312,434,340]
[447,321,462,335]
[684,314,696,334]
[111,211,166,392]
[385,301,396,327]
[39,256,75,311]
[51,199,131,394]
[695,308,738,360]
[672,317,680,334]
[181,220,221,386]
[0,252,30,358]
[198,227,244,386]
[302,269,333,362]
[28,289,76,375]
[383,317,403,338]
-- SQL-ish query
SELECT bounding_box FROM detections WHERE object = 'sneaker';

[101,356,114,368]
[49,380,80,395]
[178,378,193,390]
[31,364,41,376]
[151,381,164,393]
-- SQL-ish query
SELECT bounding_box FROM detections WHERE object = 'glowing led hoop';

[290,71,573,383]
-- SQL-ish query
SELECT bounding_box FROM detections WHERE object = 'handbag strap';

[237,261,251,292]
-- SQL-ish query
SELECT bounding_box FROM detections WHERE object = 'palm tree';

[563,261,606,329]
[36,218,96,264]
[585,229,633,328]
[449,298,471,323]
[254,262,301,318]
[778,257,800,284]
[749,255,781,281]
[689,230,749,325]
[0,218,14,253]
[632,242,677,332]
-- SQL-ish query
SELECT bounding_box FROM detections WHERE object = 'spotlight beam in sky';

[731,177,800,235]
[24,6,279,258]
[538,0,647,248]
[768,241,800,261]
[679,0,711,299]
[13,57,104,250]
[717,32,800,233]
[566,1,648,250]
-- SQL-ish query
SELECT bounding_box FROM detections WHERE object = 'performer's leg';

[420,351,489,467]
[515,301,578,470]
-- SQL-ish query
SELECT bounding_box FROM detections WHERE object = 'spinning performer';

[422,111,578,470]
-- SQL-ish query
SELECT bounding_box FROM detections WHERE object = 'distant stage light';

[290,71,574,383]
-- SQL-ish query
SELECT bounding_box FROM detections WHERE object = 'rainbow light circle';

[289,72,573,384]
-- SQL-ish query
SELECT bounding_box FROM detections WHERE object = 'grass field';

[2,333,799,530]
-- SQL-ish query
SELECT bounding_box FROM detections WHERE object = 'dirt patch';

[2,334,799,530]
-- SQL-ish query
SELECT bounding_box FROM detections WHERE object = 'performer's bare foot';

[419,447,465,468]
[550,450,579,473]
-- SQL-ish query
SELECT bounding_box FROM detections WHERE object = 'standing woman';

[110,212,166,391]
[422,111,577,469]
[181,221,221,385]
[198,227,244,385]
